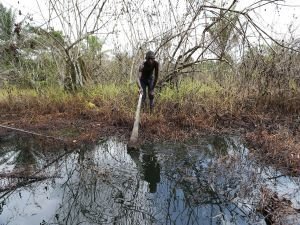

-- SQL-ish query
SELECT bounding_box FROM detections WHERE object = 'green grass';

[159,79,222,102]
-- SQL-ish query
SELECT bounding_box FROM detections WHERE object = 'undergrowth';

[0,80,299,175]
[0,79,299,116]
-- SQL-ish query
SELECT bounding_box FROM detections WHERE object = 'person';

[137,50,159,112]
[141,153,160,193]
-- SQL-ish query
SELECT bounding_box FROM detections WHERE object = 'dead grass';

[246,126,300,176]
[257,186,300,225]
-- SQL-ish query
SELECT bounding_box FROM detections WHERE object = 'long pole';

[128,93,143,148]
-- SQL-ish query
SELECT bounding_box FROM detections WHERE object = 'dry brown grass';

[246,125,300,176]
[257,187,300,225]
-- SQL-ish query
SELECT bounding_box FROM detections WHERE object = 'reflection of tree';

[0,137,40,193]
[152,137,265,225]
[0,136,66,192]
[0,136,285,225]
[55,139,156,225]
[53,137,264,225]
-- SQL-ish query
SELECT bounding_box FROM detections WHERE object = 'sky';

[1,0,300,49]
[239,0,300,40]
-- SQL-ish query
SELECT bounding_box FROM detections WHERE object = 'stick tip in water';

[127,140,140,151]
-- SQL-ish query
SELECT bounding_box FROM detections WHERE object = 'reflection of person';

[137,50,159,112]
[127,150,161,193]
[142,154,160,193]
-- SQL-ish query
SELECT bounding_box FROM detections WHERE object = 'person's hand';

[139,88,143,95]
[150,90,154,95]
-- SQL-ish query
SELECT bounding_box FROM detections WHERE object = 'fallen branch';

[0,124,65,142]
[0,173,61,179]
[0,177,48,193]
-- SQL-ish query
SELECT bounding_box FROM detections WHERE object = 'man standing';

[137,50,159,112]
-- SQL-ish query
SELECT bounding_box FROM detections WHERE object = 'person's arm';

[137,64,143,93]
[153,61,159,88]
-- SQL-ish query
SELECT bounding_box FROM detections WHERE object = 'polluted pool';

[0,135,300,225]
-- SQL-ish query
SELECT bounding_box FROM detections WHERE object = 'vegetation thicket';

[0,1,299,175]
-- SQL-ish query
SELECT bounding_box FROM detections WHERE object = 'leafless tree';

[43,0,117,91]
[21,0,300,92]
[116,0,299,89]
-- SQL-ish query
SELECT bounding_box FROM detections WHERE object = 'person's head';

[145,50,155,64]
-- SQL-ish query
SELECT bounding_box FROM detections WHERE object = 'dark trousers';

[140,77,154,109]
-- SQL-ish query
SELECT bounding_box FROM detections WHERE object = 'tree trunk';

[64,51,90,91]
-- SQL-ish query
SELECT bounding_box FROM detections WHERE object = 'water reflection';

[0,136,299,224]
[128,150,160,193]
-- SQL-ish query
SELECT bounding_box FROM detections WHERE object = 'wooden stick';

[128,93,143,149]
